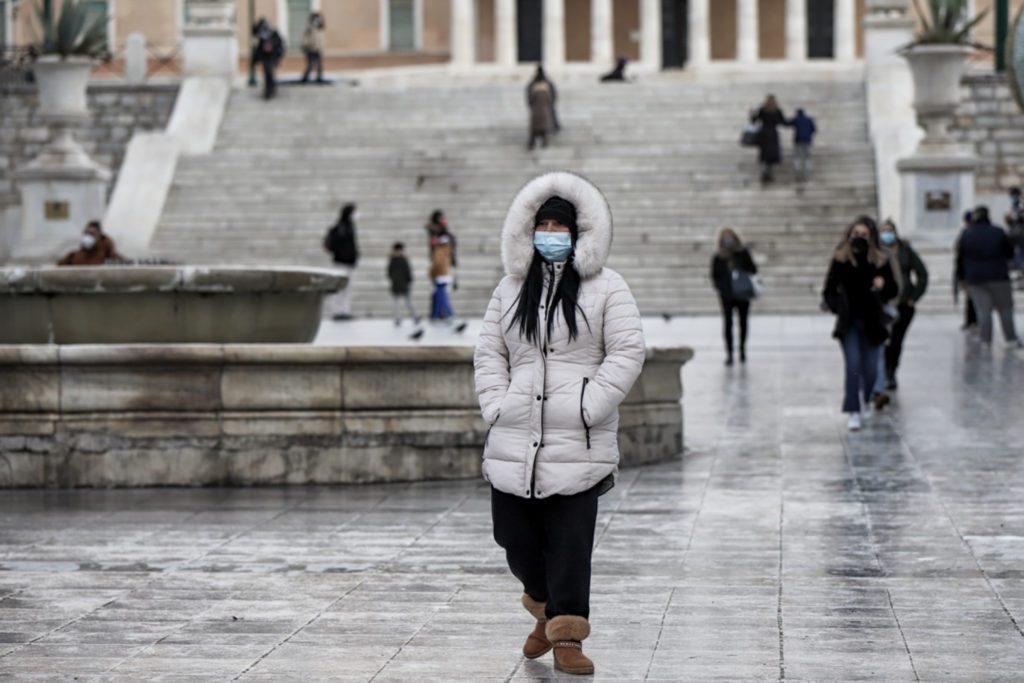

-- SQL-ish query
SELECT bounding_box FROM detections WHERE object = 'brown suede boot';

[521,594,551,659]
[545,615,594,675]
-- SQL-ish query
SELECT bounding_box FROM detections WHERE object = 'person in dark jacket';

[253,18,284,100]
[526,67,560,137]
[955,210,978,331]
[710,227,758,365]
[957,206,1021,347]
[789,108,816,182]
[527,77,555,150]
[599,57,628,82]
[822,216,899,431]
[323,203,360,320]
[878,220,928,390]
[57,221,123,266]
[387,242,419,326]
[751,95,788,184]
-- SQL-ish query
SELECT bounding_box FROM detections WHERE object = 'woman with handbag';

[711,228,759,366]
[822,217,899,431]
[474,172,646,676]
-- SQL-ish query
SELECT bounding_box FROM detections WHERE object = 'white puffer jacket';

[473,172,646,499]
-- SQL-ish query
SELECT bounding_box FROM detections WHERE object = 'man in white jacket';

[474,172,646,676]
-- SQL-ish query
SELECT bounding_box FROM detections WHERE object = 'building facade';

[3,0,1022,70]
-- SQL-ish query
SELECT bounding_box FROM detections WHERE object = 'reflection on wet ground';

[1,315,1023,680]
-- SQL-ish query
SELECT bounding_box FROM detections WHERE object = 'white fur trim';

[501,172,612,279]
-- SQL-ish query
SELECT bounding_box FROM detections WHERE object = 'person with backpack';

[710,228,758,366]
[300,12,325,84]
[323,203,360,320]
[253,18,285,100]
[789,108,817,182]
[822,216,899,431]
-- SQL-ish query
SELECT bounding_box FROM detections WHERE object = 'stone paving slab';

[1,315,1024,680]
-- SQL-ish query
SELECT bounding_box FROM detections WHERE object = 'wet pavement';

[2,314,1023,681]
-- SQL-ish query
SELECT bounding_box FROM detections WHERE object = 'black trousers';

[491,485,598,620]
[885,303,916,380]
[721,297,750,355]
[302,51,323,82]
[261,60,276,99]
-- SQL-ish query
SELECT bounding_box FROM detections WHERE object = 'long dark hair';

[507,251,588,345]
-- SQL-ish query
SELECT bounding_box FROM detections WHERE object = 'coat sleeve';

[474,284,511,426]
[582,274,646,427]
[879,261,899,302]
[822,260,841,313]
[907,246,928,303]
[743,249,758,275]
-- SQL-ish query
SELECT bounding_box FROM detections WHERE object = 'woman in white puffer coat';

[473,172,645,676]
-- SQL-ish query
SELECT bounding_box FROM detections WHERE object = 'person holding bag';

[474,172,645,676]
[711,228,759,366]
[822,216,899,431]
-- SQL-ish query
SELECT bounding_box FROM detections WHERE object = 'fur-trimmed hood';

[501,172,612,279]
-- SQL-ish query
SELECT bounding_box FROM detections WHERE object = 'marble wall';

[0,345,690,488]
[952,73,1024,195]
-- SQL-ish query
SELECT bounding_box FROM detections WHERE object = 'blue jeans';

[431,282,454,320]
[840,320,881,413]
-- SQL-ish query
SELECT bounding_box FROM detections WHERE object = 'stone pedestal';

[897,154,977,245]
[182,0,238,79]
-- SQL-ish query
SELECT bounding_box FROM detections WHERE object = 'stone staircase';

[150,76,880,317]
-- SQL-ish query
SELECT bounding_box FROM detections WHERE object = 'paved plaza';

[2,315,1024,681]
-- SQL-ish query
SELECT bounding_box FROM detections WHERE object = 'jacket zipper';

[580,377,591,450]
[531,264,558,495]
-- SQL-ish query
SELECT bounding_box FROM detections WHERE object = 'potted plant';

[903,0,987,126]
[33,0,109,120]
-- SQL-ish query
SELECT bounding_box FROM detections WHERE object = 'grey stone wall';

[0,83,179,214]
[952,73,1024,194]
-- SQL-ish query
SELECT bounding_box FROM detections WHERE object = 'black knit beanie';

[534,196,578,232]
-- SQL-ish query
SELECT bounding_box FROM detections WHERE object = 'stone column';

[688,0,710,67]
[737,0,759,63]
[542,0,565,67]
[591,0,613,68]
[785,0,807,61]
[640,0,662,70]
[495,0,517,66]
[834,0,856,61]
[450,0,476,68]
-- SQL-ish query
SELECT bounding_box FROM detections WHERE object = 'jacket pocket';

[580,378,591,450]
[484,412,499,448]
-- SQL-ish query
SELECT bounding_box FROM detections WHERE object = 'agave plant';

[911,0,989,46]
[37,0,109,59]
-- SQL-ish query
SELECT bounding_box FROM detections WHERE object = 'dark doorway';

[517,0,543,63]
[661,0,688,68]
[807,0,834,59]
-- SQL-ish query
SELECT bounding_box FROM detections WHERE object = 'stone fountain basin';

[1,266,346,344]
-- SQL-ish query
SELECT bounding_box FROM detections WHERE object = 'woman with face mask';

[57,221,123,266]
[821,216,899,431]
[875,220,928,395]
[711,228,758,365]
[474,172,645,676]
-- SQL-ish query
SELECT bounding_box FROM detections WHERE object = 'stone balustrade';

[0,344,691,488]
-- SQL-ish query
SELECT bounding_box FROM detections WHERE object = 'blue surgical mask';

[534,232,573,262]
[880,232,897,246]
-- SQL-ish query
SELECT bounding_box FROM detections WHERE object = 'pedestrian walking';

[710,228,758,365]
[425,210,466,331]
[751,95,787,184]
[323,203,360,320]
[387,242,419,326]
[599,57,628,82]
[253,18,284,100]
[57,220,123,266]
[955,210,977,332]
[958,206,1022,348]
[300,12,325,84]
[789,108,816,182]
[527,72,555,150]
[474,171,645,676]
[879,220,928,391]
[822,217,899,431]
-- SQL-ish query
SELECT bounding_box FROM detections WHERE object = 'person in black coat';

[526,66,561,134]
[957,206,1021,347]
[751,95,788,184]
[387,242,420,326]
[822,216,899,431]
[323,203,360,320]
[253,18,285,100]
[711,228,758,365]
